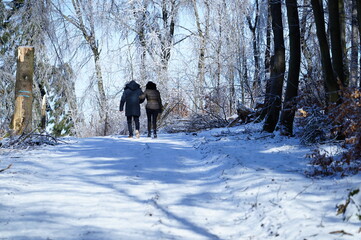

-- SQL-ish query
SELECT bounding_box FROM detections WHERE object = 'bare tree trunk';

[93,52,108,135]
[356,0,361,86]
[300,0,314,86]
[259,4,271,122]
[237,25,247,106]
[247,0,260,103]
[280,0,301,136]
[339,0,349,86]
[160,0,176,71]
[228,66,235,115]
[192,0,209,112]
[242,45,248,105]
[351,0,359,87]
[328,0,347,87]
[263,0,285,133]
[214,3,223,114]
[310,0,339,103]
[41,95,47,130]
[136,3,148,83]
[70,0,109,135]
[11,47,34,135]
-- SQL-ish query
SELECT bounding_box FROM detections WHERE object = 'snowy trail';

[1,127,360,240]
[1,135,232,240]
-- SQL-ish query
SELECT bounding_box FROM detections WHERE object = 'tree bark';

[71,0,109,135]
[263,0,285,133]
[356,0,361,86]
[350,0,359,87]
[192,0,209,112]
[259,4,272,122]
[11,47,34,135]
[135,3,148,83]
[328,0,347,87]
[160,0,176,71]
[247,0,260,103]
[310,0,339,103]
[280,0,301,136]
[338,0,349,86]
[41,95,47,130]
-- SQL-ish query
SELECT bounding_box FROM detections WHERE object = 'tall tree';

[263,0,285,133]
[328,0,348,87]
[300,0,314,88]
[310,0,339,103]
[259,3,272,121]
[111,0,180,89]
[160,0,176,71]
[279,0,301,136]
[53,0,109,136]
[356,0,361,86]
[350,0,359,87]
[247,0,260,104]
[192,0,210,112]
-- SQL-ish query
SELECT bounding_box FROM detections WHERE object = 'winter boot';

[147,123,152,137]
[128,128,133,138]
[153,130,157,138]
[135,130,140,138]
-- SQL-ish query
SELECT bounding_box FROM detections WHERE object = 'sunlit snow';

[1,124,360,240]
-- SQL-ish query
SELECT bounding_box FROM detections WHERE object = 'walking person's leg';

[152,111,159,138]
[127,116,133,137]
[134,116,140,138]
[146,109,152,137]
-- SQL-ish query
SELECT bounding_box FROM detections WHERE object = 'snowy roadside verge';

[189,124,361,239]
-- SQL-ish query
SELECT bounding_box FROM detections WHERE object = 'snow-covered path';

[1,127,360,240]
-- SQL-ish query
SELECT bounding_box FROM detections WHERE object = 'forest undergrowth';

[298,87,361,177]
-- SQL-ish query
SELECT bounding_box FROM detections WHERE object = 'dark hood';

[146,81,157,90]
[126,80,140,91]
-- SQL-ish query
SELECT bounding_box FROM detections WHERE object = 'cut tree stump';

[10,47,35,135]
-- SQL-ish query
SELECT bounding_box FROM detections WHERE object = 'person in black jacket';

[119,80,144,138]
[139,81,162,138]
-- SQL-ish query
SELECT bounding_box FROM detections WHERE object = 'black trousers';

[127,116,140,136]
[146,109,159,133]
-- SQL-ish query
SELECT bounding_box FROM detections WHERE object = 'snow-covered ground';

[1,124,360,240]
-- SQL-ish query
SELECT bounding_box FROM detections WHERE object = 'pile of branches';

[298,105,333,145]
[164,113,228,133]
[1,128,60,149]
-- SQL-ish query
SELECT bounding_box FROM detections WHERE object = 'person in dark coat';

[119,80,144,138]
[139,81,163,138]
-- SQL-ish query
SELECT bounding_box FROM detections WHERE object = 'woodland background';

[1,0,361,167]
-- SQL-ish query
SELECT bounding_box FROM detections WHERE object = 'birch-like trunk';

[192,0,209,112]
[71,0,109,135]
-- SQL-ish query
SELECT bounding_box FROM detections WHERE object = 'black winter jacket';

[119,81,144,116]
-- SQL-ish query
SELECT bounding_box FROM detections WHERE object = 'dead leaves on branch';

[304,87,361,177]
